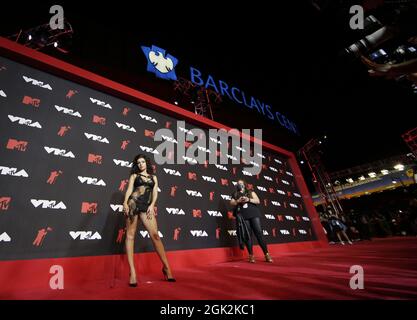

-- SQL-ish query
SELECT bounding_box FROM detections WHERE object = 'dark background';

[1,1,416,173]
[0,55,316,260]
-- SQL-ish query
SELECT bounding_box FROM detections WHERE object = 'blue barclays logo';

[189,67,299,135]
[141,45,178,80]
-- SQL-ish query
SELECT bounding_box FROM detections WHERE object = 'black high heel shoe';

[129,274,137,287]
[162,267,176,282]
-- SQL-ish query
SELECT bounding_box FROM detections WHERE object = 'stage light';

[368,172,377,178]
[346,178,354,183]
[300,160,304,164]
[318,141,322,144]
[392,180,398,184]
[174,101,178,105]
[191,101,195,104]
[394,164,404,171]
[28,34,32,41]
[381,169,389,175]
[54,41,58,48]
[359,176,366,181]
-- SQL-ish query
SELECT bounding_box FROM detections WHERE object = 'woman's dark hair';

[130,154,154,175]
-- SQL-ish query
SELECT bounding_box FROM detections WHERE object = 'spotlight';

[174,101,179,105]
[28,34,32,41]
[300,160,304,164]
[53,41,58,48]
[394,164,404,171]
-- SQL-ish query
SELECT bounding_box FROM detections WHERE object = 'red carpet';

[5,237,417,300]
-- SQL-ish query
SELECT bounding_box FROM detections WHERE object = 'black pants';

[243,217,268,255]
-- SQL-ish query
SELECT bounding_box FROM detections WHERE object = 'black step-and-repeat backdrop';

[0,56,316,261]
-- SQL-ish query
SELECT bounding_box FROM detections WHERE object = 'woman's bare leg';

[125,215,139,283]
[139,213,174,278]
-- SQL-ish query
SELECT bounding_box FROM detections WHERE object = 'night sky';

[2,0,416,173]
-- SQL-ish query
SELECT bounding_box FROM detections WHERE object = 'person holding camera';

[230,179,273,263]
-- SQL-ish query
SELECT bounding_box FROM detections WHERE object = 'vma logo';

[70,231,101,240]
[0,166,28,177]
[113,159,132,168]
[84,133,110,144]
[141,45,178,80]
[78,176,106,186]
[31,199,67,210]
[89,97,112,109]
[163,168,181,176]
[55,105,82,117]
[44,146,75,158]
[115,122,136,132]
[207,210,222,217]
[0,232,11,242]
[202,176,216,183]
[8,115,42,128]
[140,231,164,238]
[110,204,123,212]
[139,113,158,123]
[186,190,202,198]
[166,208,186,215]
[23,75,52,90]
[190,230,208,237]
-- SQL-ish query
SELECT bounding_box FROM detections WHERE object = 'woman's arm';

[150,176,158,207]
[248,192,260,205]
[146,176,158,219]
[123,174,136,215]
[123,174,135,204]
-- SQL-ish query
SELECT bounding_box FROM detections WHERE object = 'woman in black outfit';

[123,154,175,286]
[230,179,273,263]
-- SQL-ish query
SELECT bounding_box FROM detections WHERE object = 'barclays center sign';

[141,45,299,135]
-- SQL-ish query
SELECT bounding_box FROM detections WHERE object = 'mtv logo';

[22,96,40,107]
[88,154,102,164]
[192,209,202,218]
[81,202,98,214]
[188,172,197,181]
[6,139,28,151]
[0,197,11,210]
[92,115,106,125]
[145,129,155,137]
[141,45,178,80]
[221,178,229,186]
